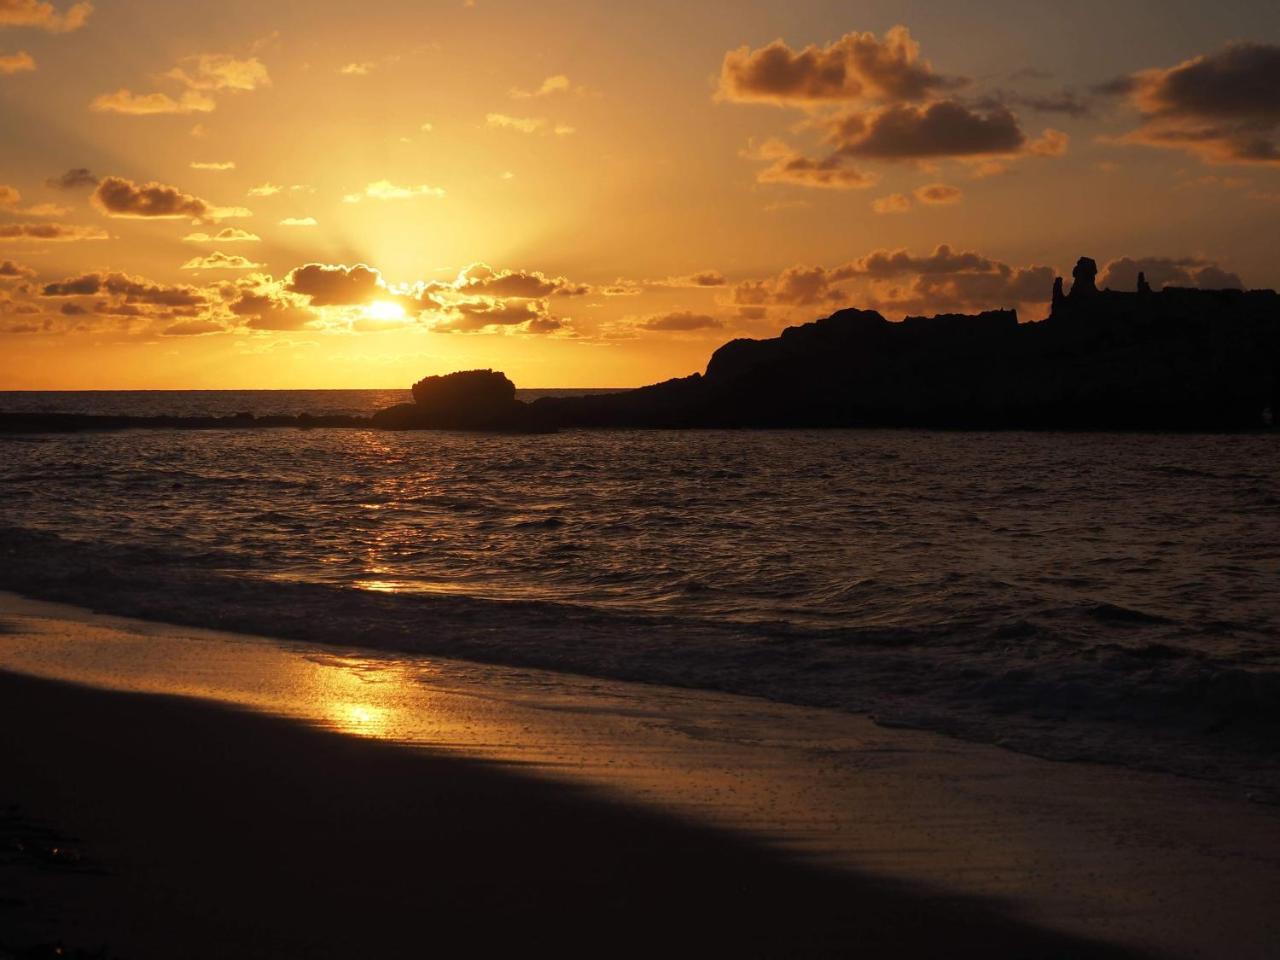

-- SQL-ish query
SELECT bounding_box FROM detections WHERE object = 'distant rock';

[371,369,552,432]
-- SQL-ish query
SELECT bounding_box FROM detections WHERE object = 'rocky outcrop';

[536,260,1278,431]
[371,369,552,432]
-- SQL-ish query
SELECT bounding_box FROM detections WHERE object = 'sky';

[1,0,1278,388]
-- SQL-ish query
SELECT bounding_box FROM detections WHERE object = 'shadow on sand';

[0,672,1149,959]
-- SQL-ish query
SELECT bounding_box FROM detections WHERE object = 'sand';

[1,594,1278,958]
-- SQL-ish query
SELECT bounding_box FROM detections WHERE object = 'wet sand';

[1,595,1277,957]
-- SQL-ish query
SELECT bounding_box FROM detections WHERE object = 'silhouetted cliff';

[2,258,1275,434]
[535,260,1279,430]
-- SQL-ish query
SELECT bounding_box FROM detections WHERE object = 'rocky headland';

[2,257,1277,433]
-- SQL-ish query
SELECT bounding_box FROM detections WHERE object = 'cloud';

[0,222,107,241]
[20,202,67,216]
[42,271,206,307]
[510,74,575,98]
[248,183,281,196]
[166,55,269,92]
[231,289,318,331]
[750,138,876,190]
[0,0,92,32]
[829,100,1026,159]
[0,50,34,74]
[91,89,216,115]
[718,26,955,106]
[1097,256,1244,291]
[343,179,445,202]
[91,53,268,118]
[183,227,260,243]
[340,62,372,75]
[991,89,1093,118]
[431,297,563,334]
[181,251,263,271]
[913,182,962,205]
[190,160,235,171]
[92,176,234,220]
[872,192,911,213]
[639,311,723,332]
[0,258,35,279]
[656,270,727,288]
[732,244,1058,318]
[1104,41,1280,165]
[45,167,97,189]
[161,319,224,336]
[0,184,18,207]
[486,113,549,133]
[278,216,316,227]
[453,263,587,298]
[285,263,387,306]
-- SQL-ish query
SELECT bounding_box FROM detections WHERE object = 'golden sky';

[1,0,1278,388]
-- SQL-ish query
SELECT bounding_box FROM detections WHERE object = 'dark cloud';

[0,222,107,241]
[230,291,317,331]
[718,26,956,105]
[433,298,563,334]
[42,271,206,307]
[752,139,877,190]
[734,245,1059,318]
[455,263,587,299]
[284,263,386,306]
[92,176,212,219]
[639,311,724,332]
[978,89,1093,119]
[1107,41,1280,164]
[0,0,92,32]
[45,167,98,190]
[0,259,35,279]
[831,101,1026,159]
[1097,256,1244,291]
[160,319,224,336]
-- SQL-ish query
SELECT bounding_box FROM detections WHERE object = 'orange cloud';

[181,252,264,271]
[91,89,215,115]
[913,182,963,205]
[0,0,92,32]
[718,26,955,106]
[750,138,877,190]
[182,227,260,243]
[871,193,911,213]
[165,54,269,93]
[0,50,34,74]
[0,222,107,241]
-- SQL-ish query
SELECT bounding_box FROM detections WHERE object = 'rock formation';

[371,369,551,432]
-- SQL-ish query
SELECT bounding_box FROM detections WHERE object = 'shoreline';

[2,524,1276,795]
[2,593,1279,958]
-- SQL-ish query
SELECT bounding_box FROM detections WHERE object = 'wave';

[1,524,1276,791]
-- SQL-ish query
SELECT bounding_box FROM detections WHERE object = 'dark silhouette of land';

[2,257,1275,433]
[0,671,1148,959]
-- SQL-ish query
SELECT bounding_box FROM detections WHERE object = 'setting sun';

[366,300,406,322]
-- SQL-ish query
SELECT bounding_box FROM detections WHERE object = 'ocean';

[1,390,1277,789]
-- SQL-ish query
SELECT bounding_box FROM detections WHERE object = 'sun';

[366,300,407,322]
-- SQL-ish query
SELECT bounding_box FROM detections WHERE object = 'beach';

[2,594,1277,958]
